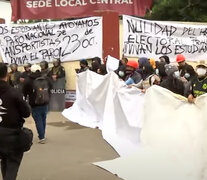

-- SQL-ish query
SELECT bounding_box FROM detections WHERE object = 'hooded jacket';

[0,80,30,129]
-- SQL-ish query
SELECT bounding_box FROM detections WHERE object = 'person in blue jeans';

[23,64,52,144]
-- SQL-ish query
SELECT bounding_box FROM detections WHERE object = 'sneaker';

[38,138,46,144]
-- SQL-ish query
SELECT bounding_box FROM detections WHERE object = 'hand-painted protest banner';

[123,15,207,61]
[0,16,102,65]
[10,0,153,21]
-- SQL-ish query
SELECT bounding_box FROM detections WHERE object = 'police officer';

[8,63,21,89]
[188,63,207,103]
[48,58,65,89]
[20,63,32,84]
[40,61,50,77]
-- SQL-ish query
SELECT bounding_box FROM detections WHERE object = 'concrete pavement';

[16,112,121,180]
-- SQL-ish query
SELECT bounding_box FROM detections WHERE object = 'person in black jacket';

[0,63,30,180]
[160,64,185,96]
[176,54,194,77]
[22,64,52,144]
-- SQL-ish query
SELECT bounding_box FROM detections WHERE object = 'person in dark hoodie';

[0,63,30,180]
[160,64,185,96]
[77,59,89,73]
[22,64,52,144]
[137,57,150,79]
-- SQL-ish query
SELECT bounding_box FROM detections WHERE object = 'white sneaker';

[38,138,46,144]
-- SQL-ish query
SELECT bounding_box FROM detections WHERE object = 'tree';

[145,0,207,22]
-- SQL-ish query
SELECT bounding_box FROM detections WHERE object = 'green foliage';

[145,0,207,22]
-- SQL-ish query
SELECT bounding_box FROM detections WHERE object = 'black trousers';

[0,152,23,180]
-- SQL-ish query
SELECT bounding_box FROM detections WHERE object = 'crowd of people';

[0,54,207,180]
[77,54,207,103]
[118,54,207,103]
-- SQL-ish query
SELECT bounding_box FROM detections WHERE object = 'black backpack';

[33,77,50,105]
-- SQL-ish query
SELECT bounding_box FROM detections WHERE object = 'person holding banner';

[176,54,193,77]
[125,60,142,85]
[160,64,185,96]
[77,59,89,73]
[188,63,207,103]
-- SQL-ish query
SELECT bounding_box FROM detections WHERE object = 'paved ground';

[15,112,121,180]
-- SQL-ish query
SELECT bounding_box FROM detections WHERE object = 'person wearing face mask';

[188,63,207,103]
[160,64,185,96]
[114,56,128,80]
[125,60,142,85]
[181,65,197,97]
[176,54,194,77]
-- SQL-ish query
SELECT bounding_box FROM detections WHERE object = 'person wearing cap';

[77,59,89,73]
[0,63,30,180]
[20,63,32,84]
[125,60,142,85]
[8,63,21,89]
[160,64,185,96]
[22,64,52,144]
[176,54,194,77]
[187,63,207,103]
[40,61,50,77]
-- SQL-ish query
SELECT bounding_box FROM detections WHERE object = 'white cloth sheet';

[94,86,207,180]
[62,70,144,156]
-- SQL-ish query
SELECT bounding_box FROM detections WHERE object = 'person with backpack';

[22,64,52,144]
[0,63,31,180]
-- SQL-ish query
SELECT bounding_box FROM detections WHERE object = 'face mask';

[173,71,180,79]
[155,69,159,75]
[184,73,190,79]
[197,68,206,77]
[118,71,125,77]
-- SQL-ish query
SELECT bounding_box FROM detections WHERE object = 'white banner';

[0,17,102,65]
[62,70,144,156]
[95,86,207,180]
[123,15,207,61]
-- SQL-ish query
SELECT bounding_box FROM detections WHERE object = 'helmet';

[53,58,61,67]
[23,63,31,68]
[126,60,138,69]
[40,61,48,69]
[176,54,185,63]
[10,63,18,68]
